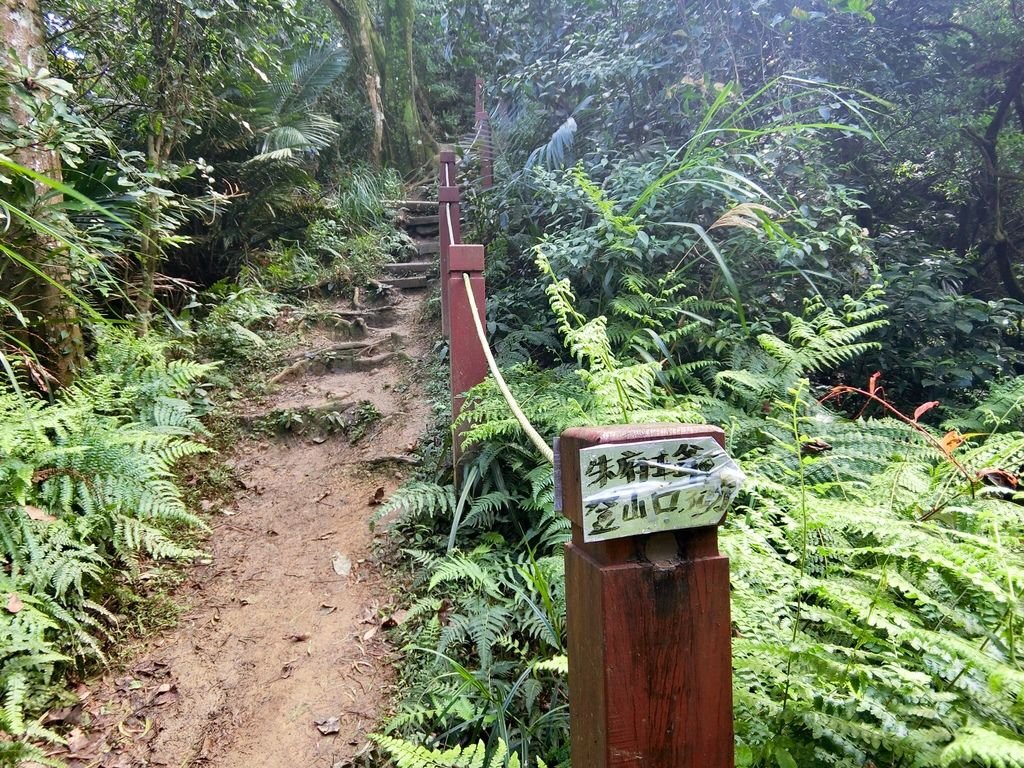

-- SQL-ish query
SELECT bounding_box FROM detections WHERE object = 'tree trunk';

[964,60,1024,302]
[325,0,385,165]
[325,0,434,173]
[380,0,432,171]
[136,121,171,333]
[2,0,85,387]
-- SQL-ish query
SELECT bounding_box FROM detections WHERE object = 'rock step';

[403,215,439,227]
[415,241,440,256]
[384,199,438,211]
[380,275,430,290]
[327,307,398,329]
[384,261,436,276]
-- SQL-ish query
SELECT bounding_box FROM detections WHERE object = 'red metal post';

[439,151,460,338]
[559,424,735,768]
[448,243,487,470]
[474,77,493,190]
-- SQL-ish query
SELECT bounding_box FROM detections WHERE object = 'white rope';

[461,272,554,464]
[446,201,455,245]
[442,163,456,245]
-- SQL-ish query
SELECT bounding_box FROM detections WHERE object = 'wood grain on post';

[438,151,460,338]
[560,424,735,768]
[448,243,486,470]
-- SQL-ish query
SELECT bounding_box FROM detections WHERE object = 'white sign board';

[578,436,745,543]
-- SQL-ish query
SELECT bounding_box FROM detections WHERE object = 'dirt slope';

[48,287,434,768]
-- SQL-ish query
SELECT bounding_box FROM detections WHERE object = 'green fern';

[374,735,546,768]
[0,330,212,751]
[940,727,1024,767]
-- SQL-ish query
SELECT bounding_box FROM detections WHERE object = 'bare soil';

[47,289,434,768]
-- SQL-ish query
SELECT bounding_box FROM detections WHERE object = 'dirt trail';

[51,282,435,768]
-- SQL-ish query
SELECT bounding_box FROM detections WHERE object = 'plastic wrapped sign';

[578,436,745,543]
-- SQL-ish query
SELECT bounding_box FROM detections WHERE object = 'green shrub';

[0,331,214,760]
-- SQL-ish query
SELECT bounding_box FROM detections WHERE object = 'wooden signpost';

[558,424,743,768]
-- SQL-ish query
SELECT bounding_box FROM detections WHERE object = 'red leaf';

[913,401,940,422]
[977,467,1019,489]
[6,593,24,614]
[868,371,882,395]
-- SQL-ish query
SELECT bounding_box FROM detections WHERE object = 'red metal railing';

[438,82,735,768]
[439,79,497,469]
[439,150,486,470]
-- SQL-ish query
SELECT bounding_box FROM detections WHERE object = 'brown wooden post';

[559,424,736,768]
[448,243,487,470]
[439,151,460,339]
[474,77,493,190]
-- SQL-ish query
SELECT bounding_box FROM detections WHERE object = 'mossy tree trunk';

[325,0,434,174]
[2,0,85,387]
[379,0,431,172]
[326,0,385,165]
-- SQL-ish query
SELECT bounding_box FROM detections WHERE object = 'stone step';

[384,261,435,276]
[384,199,438,212]
[326,307,397,329]
[415,241,440,256]
[403,215,439,227]
[380,275,430,290]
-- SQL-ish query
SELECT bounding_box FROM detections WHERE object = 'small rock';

[315,716,341,735]
[332,553,352,577]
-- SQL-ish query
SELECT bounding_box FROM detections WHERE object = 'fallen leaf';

[939,430,966,455]
[438,598,453,626]
[382,609,409,630]
[6,593,24,613]
[66,727,100,758]
[133,659,169,677]
[24,505,56,522]
[43,703,84,726]
[101,753,134,768]
[868,370,882,395]
[319,603,337,615]
[362,626,378,642]
[315,716,341,735]
[332,552,352,578]
[368,487,385,506]
[153,683,178,706]
[799,438,832,456]
[977,467,1019,490]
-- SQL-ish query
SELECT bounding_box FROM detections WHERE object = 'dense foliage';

[0,0,410,759]
[3,0,1024,766]
[0,332,212,764]
[374,1,1024,767]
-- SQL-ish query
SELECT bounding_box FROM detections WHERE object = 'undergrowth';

[376,255,1024,768]
[0,330,215,764]
[0,177,413,760]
